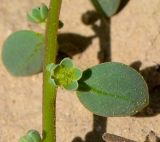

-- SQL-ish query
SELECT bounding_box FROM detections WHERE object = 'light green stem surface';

[43,0,62,142]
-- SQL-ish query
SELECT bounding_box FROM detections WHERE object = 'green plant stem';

[43,0,62,142]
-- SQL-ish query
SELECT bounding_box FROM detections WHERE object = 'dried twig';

[102,133,136,142]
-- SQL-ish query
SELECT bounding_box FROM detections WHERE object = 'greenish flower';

[27,4,48,23]
[47,58,82,91]
[19,130,41,142]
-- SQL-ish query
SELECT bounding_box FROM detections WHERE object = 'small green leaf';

[77,62,149,117]
[2,30,44,76]
[91,0,121,17]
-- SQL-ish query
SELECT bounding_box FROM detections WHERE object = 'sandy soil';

[1,0,160,142]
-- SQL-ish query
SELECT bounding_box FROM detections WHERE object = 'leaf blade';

[2,30,44,76]
[91,0,121,17]
[77,62,149,117]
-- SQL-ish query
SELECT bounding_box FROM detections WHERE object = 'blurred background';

[1,0,160,141]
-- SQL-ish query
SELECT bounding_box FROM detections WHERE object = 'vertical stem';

[43,0,62,142]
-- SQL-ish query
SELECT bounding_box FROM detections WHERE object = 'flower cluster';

[47,58,82,91]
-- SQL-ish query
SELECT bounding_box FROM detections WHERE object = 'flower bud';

[19,130,41,142]
[27,4,48,23]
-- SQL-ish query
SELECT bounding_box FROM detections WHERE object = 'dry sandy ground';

[1,0,160,142]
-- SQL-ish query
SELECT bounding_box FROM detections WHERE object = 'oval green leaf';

[77,62,149,117]
[2,30,44,76]
[91,0,121,17]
